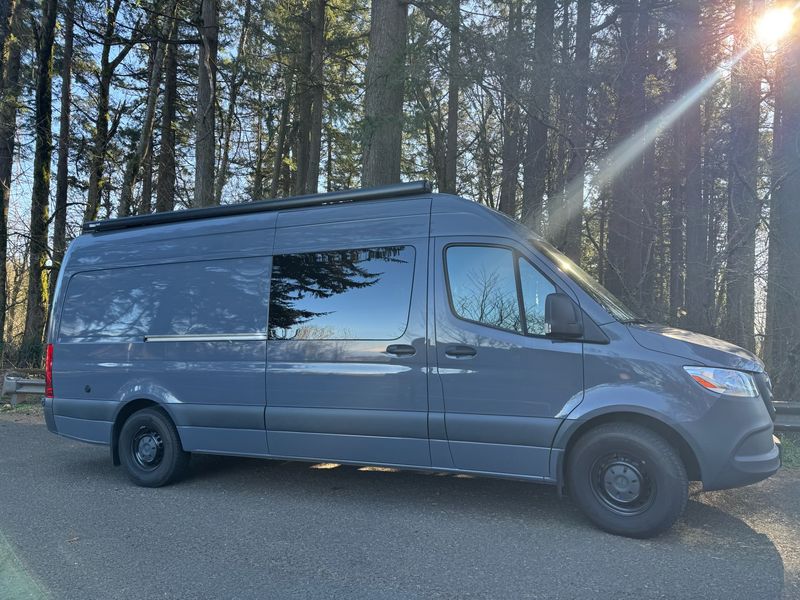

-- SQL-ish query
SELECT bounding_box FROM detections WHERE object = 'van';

[44,181,780,538]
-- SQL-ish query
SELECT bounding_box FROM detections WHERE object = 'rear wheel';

[118,407,189,487]
[567,422,688,538]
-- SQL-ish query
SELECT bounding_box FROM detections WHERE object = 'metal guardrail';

[774,402,800,432]
[1,375,45,407]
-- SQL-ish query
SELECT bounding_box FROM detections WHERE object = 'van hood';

[627,323,764,373]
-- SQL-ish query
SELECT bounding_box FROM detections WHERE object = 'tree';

[51,0,75,299]
[442,0,460,194]
[119,1,178,216]
[498,0,523,217]
[195,0,219,207]
[560,0,590,262]
[362,0,408,186]
[676,0,709,332]
[605,0,645,301]
[84,0,141,222]
[156,10,180,213]
[521,0,554,230]
[722,0,763,350]
[216,0,253,203]
[270,69,293,198]
[306,0,326,194]
[0,0,24,354]
[20,0,58,365]
[765,16,800,399]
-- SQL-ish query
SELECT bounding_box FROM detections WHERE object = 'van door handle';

[385,344,417,357]
[445,345,477,358]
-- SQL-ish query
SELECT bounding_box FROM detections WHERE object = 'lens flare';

[755,6,796,48]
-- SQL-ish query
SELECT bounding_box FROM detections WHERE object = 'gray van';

[44,181,780,538]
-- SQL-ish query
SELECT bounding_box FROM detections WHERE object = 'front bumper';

[686,393,781,491]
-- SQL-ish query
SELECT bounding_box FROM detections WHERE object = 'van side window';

[445,246,557,337]
[58,257,270,341]
[445,246,523,333]
[518,258,557,336]
[268,246,415,340]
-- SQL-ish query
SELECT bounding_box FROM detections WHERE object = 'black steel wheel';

[590,452,656,516]
[567,422,688,538]
[131,426,165,471]
[118,407,189,487]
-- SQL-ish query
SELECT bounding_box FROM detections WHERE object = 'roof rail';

[82,180,433,234]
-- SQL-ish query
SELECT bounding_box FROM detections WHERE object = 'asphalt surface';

[1,416,798,600]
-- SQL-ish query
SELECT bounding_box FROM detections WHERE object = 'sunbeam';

[551,2,800,244]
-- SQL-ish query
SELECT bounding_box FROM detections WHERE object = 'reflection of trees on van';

[451,266,522,333]
[268,246,414,340]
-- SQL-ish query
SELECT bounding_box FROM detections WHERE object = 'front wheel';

[118,407,189,487]
[567,422,688,538]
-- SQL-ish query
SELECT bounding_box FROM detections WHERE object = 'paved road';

[1,417,798,600]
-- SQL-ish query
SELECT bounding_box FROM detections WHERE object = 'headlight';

[683,367,759,397]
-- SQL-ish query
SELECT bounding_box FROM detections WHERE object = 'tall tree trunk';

[215,0,252,204]
[195,0,219,207]
[361,0,408,187]
[156,13,179,213]
[442,0,460,194]
[521,0,555,230]
[306,0,326,194]
[765,21,800,399]
[294,6,314,195]
[0,0,23,353]
[561,0,590,262]
[548,0,571,247]
[252,90,265,200]
[140,136,153,213]
[51,0,74,302]
[20,0,58,366]
[722,0,762,350]
[605,0,645,301]
[635,0,657,315]
[120,2,175,216]
[270,71,293,198]
[498,0,523,217]
[668,125,685,323]
[677,0,708,332]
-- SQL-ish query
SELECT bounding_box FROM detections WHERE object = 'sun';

[755,6,796,49]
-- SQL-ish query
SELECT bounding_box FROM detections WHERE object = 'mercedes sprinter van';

[44,181,780,537]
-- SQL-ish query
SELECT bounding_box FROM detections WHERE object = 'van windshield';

[532,239,643,324]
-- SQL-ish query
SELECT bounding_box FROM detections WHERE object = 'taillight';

[45,343,54,398]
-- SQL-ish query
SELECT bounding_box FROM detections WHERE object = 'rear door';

[265,240,430,467]
[434,237,583,477]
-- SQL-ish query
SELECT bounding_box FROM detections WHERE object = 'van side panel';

[51,219,276,454]
[265,204,431,466]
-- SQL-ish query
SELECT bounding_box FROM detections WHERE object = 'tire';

[118,407,189,487]
[567,422,688,538]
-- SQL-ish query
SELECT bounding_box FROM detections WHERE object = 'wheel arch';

[555,411,702,486]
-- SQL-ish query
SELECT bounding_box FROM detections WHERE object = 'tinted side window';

[445,246,522,333]
[519,258,556,336]
[268,246,415,340]
[58,258,270,341]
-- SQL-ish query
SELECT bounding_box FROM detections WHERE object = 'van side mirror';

[545,293,584,339]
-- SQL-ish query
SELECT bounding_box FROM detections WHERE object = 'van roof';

[82,181,434,234]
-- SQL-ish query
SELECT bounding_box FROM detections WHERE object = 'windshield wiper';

[620,318,651,325]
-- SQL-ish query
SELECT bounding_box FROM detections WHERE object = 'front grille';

[753,372,776,420]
